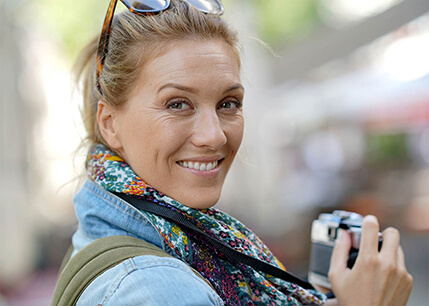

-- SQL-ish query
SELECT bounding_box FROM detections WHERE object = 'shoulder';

[77,255,224,306]
[72,179,166,252]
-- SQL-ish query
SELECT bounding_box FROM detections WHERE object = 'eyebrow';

[223,84,245,94]
[157,83,244,94]
[157,83,196,94]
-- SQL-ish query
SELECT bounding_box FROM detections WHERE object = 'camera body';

[308,210,380,289]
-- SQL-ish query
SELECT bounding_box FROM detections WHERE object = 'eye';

[218,99,243,111]
[167,99,192,111]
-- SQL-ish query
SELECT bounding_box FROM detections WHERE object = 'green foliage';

[253,0,320,46]
[367,133,410,168]
[28,0,320,60]
[31,0,108,59]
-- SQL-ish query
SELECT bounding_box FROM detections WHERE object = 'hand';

[328,215,413,306]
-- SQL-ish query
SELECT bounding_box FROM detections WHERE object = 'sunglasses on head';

[96,0,224,94]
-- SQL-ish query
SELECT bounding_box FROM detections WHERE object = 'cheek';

[226,117,244,151]
[117,113,161,169]
[149,119,192,154]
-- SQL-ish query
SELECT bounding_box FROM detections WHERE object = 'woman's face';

[100,39,244,209]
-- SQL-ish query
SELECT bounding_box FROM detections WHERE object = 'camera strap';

[113,192,315,290]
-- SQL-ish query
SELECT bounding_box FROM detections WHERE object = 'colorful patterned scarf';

[87,144,326,305]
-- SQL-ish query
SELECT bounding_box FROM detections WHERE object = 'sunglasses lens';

[186,0,223,14]
[128,0,169,11]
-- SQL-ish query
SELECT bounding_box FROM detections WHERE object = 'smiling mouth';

[177,159,223,171]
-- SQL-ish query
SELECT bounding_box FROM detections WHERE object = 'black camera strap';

[113,192,315,290]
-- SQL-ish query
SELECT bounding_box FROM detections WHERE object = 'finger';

[329,230,351,272]
[397,246,410,277]
[397,246,406,267]
[391,247,413,306]
[359,215,380,257]
[380,227,400,260]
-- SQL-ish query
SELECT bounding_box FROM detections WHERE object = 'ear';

[97,101,123,150]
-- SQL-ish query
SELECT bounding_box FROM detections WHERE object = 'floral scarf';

[87,144,326,305]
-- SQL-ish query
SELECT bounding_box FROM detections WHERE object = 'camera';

[308,210,382,289]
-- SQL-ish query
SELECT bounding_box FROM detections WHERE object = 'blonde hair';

[74,0,241,148]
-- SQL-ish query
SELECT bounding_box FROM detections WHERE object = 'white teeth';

[178,160,220,171]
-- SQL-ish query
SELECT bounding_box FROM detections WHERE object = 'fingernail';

[364,215,377,223]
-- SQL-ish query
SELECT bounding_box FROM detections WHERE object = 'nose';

[191,110,227,150]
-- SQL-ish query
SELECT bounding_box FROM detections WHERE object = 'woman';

[64,0,413,304]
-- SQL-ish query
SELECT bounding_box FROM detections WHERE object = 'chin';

[176,190,221,210]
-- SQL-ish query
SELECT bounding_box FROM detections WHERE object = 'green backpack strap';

[51,235,208,306]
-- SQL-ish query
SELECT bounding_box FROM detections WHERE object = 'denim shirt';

[72,179,224,305]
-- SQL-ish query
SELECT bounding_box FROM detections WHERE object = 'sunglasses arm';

[96,0,119,93]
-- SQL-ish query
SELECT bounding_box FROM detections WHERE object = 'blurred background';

[0,0,428,304]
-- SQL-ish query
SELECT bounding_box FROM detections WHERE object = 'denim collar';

[72,179,164,252]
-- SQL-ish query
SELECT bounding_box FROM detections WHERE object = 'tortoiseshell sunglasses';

[96,0,224,94]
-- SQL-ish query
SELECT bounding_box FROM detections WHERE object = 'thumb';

[330,230,351,273]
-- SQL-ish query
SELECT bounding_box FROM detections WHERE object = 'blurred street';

[1,0,428,304]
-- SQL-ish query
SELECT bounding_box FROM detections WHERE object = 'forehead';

[139,39,241,89]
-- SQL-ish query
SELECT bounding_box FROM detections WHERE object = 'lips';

[177,159,222,171]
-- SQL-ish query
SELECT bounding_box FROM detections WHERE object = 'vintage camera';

[308,210,382,289]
